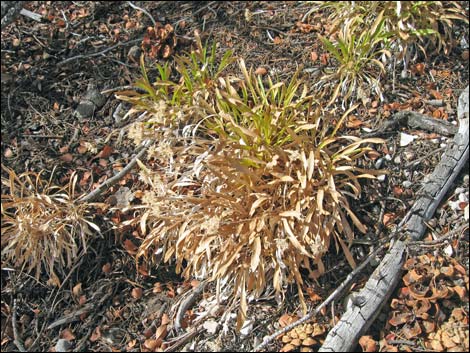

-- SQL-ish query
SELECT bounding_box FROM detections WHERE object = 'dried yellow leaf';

[250,237,261,272]
[279,210,303,220]
[282,218,310,257]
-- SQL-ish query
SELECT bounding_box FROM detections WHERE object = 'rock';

[84,86,106,108]
[402,180,412,188]
[74,83,106,119]
[462,50,469,62]
[55,339,72,352]
[127,45,142,64]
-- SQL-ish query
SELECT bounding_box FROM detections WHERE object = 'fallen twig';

[172,1,217,28]
[407,223,468,247]
[423,99,444,106]
[79,139,153,203]
[128,1,156,26]
[46,304,94,330]
[12,299,26,352]
[58,38,142,66]
[174,280,208,331]
[101,85,147,95]
[20,134,63,139]
[164,327,203,352]
[364,110,458,138]
[20,8,42,23]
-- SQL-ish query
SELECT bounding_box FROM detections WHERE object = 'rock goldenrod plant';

[119,39,385,330]
[316,13,391,106]
[118,32,234,128]
[316,1,468,56]
[1,166,99,286]
[311,1,468,105]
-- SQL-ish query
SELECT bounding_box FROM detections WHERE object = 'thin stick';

[164,327,203,352]
[101,85,147,94]
[20,8,42,23]
[407,223,468,247]
[128,1,156,27]
[58,38,142,66]
[174,281,208,331]
[12,299,26,352]
[79,139,153,203]
[172,1,217,27]
[20,134,63,139]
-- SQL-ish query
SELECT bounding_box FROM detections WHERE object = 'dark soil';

[1,1,468,352]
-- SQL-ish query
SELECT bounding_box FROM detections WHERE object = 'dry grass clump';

[1,166,99,285]
[135,134,383,329]
[120,39,385,329]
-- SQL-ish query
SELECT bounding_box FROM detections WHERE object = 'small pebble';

[403,151,415,161]
[448,200,460,211]
[462,50,469,61]
[439,217,448,227]
[377,174,386,181]
[458,193,468,202]
[443,243,453,257]
[375,158,384,169]
[55,339,72,352]
[460,37,469,49]
[402,180,412,188]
